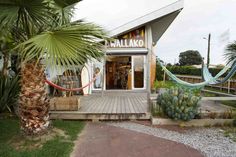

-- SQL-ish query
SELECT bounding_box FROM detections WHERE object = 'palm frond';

[11,26,28,44]
[224,41,236,65]
[0,0,53,37]
[53,0,81,8]
[0,75,20,113]
[0,1,19,29]
[48,0,81,26]
[16,22,109,69]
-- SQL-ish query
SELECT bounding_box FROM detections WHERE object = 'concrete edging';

[152,117,234,127]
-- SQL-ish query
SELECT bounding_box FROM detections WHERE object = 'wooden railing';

[176,75,236,93]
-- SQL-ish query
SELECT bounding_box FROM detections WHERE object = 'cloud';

[74,0,177,30]
[156,0,236,64]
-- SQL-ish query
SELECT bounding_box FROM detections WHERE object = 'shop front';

[47,0,184,95]
[91,27,149,91]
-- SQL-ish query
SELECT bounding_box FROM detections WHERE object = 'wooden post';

[207,33,211,68]
[163,70,166,83]
[220,78,223,91]
[228,79,231,94]
[102,60,105,97]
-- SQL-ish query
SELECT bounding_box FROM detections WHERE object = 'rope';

[45,70,101,92]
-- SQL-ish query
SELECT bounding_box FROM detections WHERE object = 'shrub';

[157,87,201,121]
[166,65,236,78]
[0,75,20,113]
[153,80,176,90]
[156,63,164,80]
[151,105,165,118]
[233,119,236,127]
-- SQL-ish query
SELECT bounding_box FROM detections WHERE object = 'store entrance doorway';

[106,56,131,90]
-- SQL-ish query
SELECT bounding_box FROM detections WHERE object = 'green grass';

[154,80,202,96]
[221,101,236,108]
[202,92,217,97]
[202,87,236,108]
[0,118,85,157]
[204,86,235,95]
[151,105,166,118]
[224,127,236,142]
[154,80,176,89]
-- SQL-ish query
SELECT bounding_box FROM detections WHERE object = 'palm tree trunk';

[19,61,50,135]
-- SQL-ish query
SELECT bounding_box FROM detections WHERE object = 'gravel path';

[108,122,236,157]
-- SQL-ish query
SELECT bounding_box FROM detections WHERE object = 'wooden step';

[50,112,151,120]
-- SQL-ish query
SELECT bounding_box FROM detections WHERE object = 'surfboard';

[81,65,90,95]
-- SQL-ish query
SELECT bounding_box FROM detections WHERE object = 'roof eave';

[109,0,184,37]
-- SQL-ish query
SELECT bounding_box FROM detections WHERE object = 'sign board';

[107,27,145,48]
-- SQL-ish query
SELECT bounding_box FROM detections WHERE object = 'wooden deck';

[50,91,150,120]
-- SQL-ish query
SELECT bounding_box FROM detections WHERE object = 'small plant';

[153,80,177,92]
[153,80,159,92]
[208,112,217,119]
[233,119,236,127]
[157,87,201,121]
[224,127,236,142]
[153,80,165,89]
[0,75,20,113]
[151,105,165,117]
[222,109,233,119]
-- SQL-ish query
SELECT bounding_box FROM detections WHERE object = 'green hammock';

[157,58,236,89]
[202,60,236,85]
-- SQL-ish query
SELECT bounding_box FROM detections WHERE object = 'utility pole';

[206,33,211,68]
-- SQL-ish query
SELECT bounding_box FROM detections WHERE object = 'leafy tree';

[224,41,236,93]
[0,0,108,135]
[224,41,236,65]
[179,50,203,66]
[156,58,164,80]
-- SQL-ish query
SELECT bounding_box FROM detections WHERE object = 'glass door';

[92,61,103,90]
[132,56,146,89]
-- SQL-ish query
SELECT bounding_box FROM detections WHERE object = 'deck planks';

[78,92,148,114]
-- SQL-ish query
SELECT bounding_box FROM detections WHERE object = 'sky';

[74,0,236,65]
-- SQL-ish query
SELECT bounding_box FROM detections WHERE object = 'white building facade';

[46,0,184,94]
[87,1,184,93]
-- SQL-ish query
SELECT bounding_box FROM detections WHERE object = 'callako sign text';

[107,27,145,48]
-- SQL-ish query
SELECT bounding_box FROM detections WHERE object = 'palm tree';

[225,41,236,94]
[224,41,236,65]
[0,0,108,135]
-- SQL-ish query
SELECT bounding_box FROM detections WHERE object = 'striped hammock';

[202,60,236,85]
[157,58,236,89]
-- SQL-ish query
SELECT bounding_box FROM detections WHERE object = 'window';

[93,62,103,89]
[133,56,144,88]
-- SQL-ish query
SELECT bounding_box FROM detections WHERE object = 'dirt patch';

[8,128,68,151]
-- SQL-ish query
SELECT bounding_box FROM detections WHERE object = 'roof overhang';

[109,0,184,38]
[106,48,148,55]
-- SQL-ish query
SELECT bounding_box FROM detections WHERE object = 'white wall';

[46,65,83,81]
